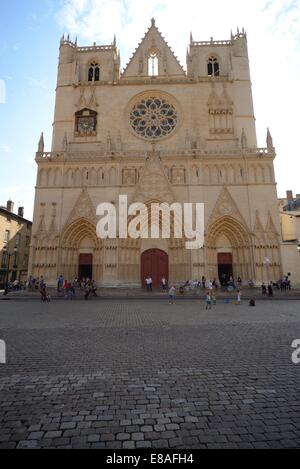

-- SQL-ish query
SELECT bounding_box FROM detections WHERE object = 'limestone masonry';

[28,19,300,287]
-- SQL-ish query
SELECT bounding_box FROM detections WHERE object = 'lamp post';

[2,246,18,294]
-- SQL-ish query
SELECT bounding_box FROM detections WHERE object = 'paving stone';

[1,298,300,450]
[44,431,62,439]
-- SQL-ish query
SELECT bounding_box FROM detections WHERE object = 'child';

[168,285,176,304]
[206,292,212,310]
[237,290,242,305]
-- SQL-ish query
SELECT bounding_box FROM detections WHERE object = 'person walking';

[268,283,273,296]
[161,276,167,291]
[168,285,176,304]
[237,290,242,305]
[84,282,91,300]
[91,280,98,297]
[206,291,212,310]
[212,292,217,307]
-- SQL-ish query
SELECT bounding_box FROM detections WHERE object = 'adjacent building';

[0,201,32,286]
[29,20,284,287]
[279,191,300,284]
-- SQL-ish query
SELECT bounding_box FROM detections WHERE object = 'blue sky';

[1,0,300,219]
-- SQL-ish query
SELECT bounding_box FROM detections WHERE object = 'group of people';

[57,275,97,300]
[144,275,168,291]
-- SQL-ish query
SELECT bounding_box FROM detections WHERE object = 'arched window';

[88,62,100,82]
[207,56,220,77]
[148,52,158,76]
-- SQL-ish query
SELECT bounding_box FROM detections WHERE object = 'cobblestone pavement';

[0,299,300,449]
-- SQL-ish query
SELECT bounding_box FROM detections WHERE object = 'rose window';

[130,97,177,139]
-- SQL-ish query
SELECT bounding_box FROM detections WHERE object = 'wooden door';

[141,249,168,288]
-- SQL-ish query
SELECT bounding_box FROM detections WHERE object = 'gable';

[133,149,175,204]
[122,19,185,78]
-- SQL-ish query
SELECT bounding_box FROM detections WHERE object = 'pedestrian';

[236,290,242,305]
[91,280,98,297]
[212,292,216,306]
[161,276,167,291]
[40,284,50,302]
[206,291,212,310]
[202,276,206,289]
[168,285,176,304]
[84,282,91,300]
[268,283,273,296]
[57,275,64,293]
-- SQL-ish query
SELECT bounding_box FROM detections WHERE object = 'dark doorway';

[218,252,233,286]
[79,254,93,280]
[141,249,168,288]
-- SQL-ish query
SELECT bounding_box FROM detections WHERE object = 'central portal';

[78,253,93,280]
[218,252,233,285]
[141,249,168,288]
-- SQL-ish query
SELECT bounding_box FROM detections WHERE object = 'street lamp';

[2,246,18,294]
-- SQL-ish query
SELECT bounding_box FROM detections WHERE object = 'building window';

[148,52,159,76]
[1,251,8,268]
[15,233,21,247]
[88,62,100,82]
[23,255,28,268]
[208,56,220,77]
[75,108,97,136]
[4,230,10,243]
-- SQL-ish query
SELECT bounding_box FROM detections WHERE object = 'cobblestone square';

[0,298,300,449]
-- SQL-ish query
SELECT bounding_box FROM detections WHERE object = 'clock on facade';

[78,117,96,133]
[75,108,97,136]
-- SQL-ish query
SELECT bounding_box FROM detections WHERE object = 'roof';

[0,206,32,225]
[283,199,300,212]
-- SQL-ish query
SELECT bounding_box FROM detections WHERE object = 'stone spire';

[38,132,44,153]
[106,132,112,152]
[62,132,68,152]
[267,128,274,152]
[116,131,123,152]
[241,128,247,150]
[185,130,191,150]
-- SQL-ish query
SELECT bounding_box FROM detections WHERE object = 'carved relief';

[171,168,185,185]
[122,169,137,185]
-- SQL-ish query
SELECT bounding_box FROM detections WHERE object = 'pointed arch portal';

[60,218,102,281]
[206,216,253,282]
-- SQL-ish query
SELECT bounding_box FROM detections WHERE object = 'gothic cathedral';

[29,19,282,287]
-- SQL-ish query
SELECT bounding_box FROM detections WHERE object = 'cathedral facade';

[29,20,283,287]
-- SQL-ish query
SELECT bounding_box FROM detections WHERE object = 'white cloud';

[56,0,300,195]
[0,144,11,154]
[24,75,48,90]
